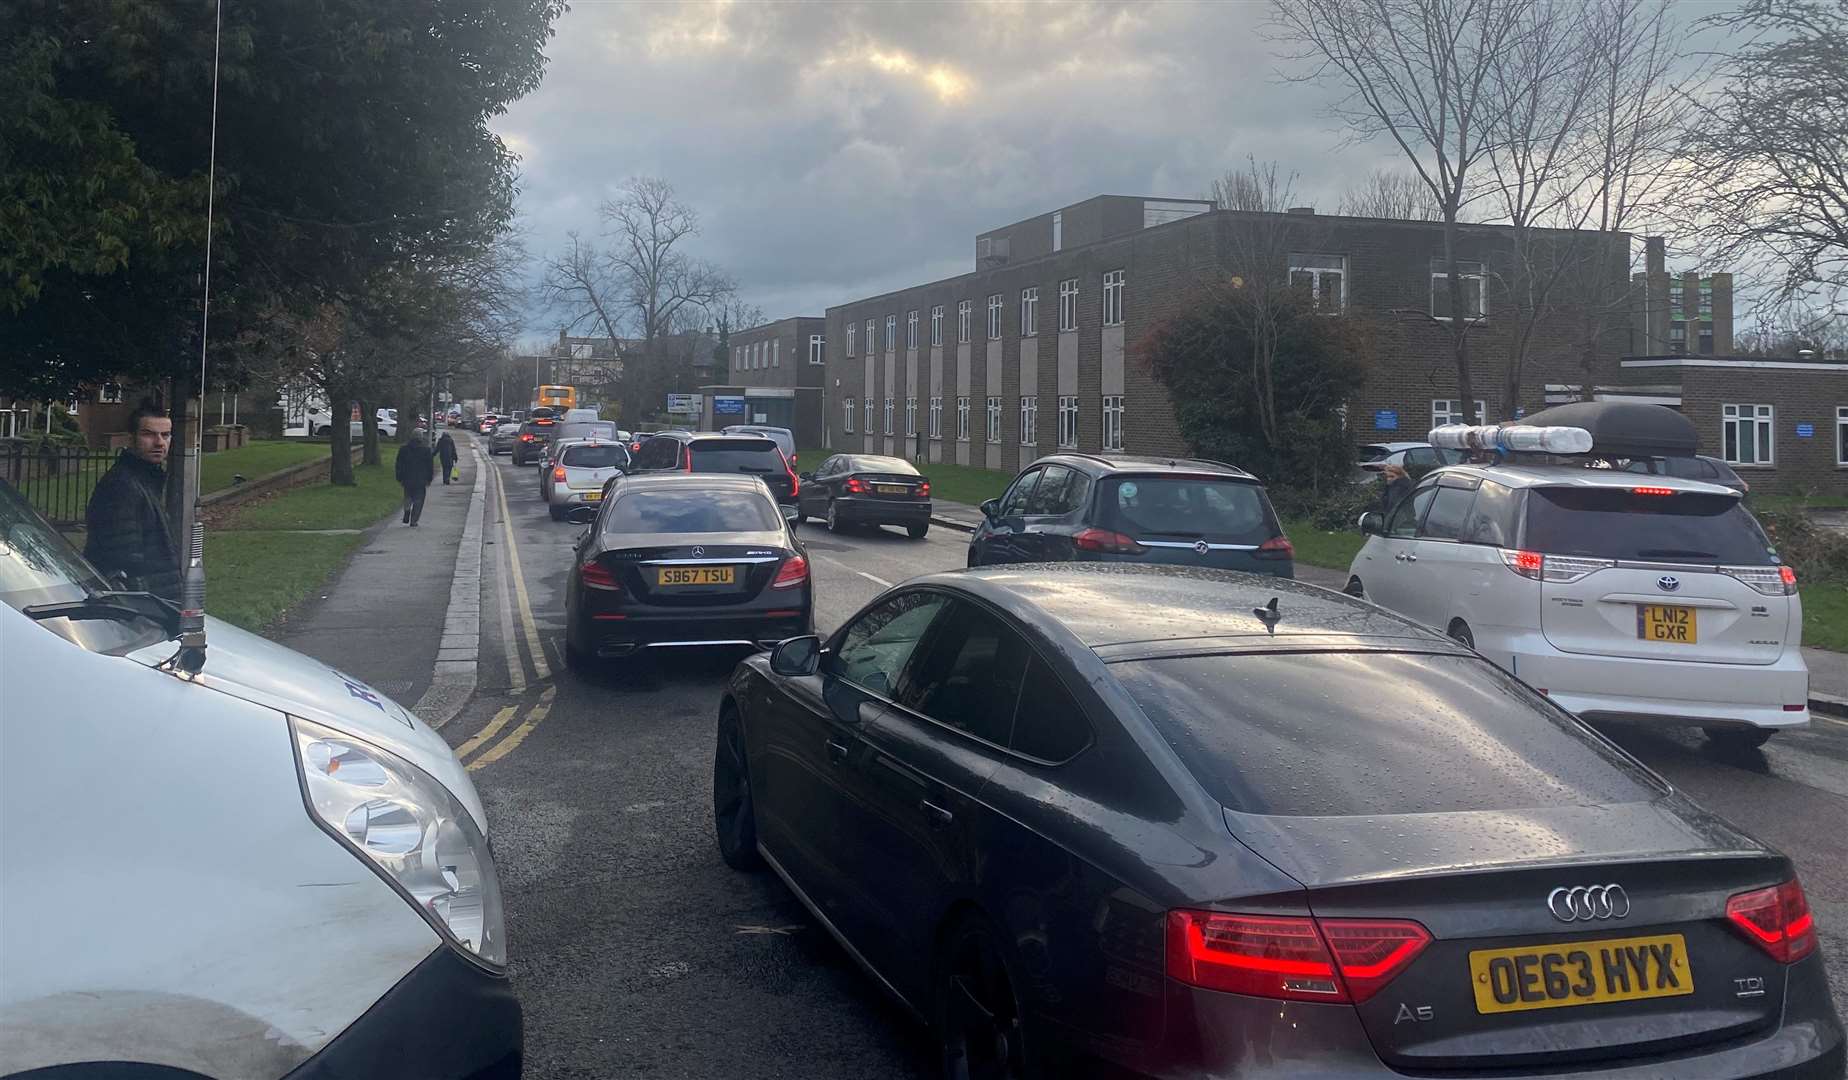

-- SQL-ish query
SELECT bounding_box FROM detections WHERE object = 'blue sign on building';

[1796,422,1815,438]
[714,395,747,416]
[1374,409,1399,431]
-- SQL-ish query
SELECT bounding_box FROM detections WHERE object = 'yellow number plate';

[1637,604,1697,644]
[656,566,734,586]
[1469,933,1693,1014]
[876,484,909,494]
[583,491,602,502]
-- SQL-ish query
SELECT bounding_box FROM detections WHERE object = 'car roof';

[1431,462,1741,496]
[909,564,1456,659]
[683,433,779,447]
[611,472,772,494]
[1029,452,1258,481]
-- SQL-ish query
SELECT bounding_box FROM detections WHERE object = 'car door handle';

[1395,552,1417,562]
[919,800,953,829]
[826,739,849,765]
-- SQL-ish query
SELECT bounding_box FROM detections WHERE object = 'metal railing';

[1,441,120,528]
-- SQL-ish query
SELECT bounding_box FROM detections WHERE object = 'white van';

[0,479,521,1078]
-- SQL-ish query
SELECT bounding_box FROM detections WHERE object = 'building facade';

[699,316,826,447]
[823,195,1633,474]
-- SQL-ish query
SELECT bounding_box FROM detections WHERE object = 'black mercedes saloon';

[561,473,810,666]
[711,564,1842,1078]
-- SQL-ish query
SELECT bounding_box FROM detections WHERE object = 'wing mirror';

[799,471,814,482]
[979,498,1001,522]
[769,634,822,676]
[1357,511,1384,535]
[565,505,599,525]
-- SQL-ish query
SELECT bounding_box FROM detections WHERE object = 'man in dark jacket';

[85,402,181,600]
[395,430,435,526]
[1380,463,1413,517]
[435,432,459,485]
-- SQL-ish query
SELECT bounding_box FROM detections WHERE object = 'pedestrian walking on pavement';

[395,430,435,526]
[83,401,181,600]
[435,432,459,485]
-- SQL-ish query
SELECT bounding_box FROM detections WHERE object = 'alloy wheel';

[940,924,1030,1080]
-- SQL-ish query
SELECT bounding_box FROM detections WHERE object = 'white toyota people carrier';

[1347,463,1808,750]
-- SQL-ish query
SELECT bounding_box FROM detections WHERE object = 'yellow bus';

[532,385,577,412]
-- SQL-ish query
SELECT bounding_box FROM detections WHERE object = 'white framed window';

[883,397,894,435]
[1102,395,1124,450]
[1058,395,1079,448]
[987,294,1002,341]
[864,396,875,432]
[907,310,919,350]
[986,396,1001,442]
[1102,269,1124,326]
[1290,253,1347,313]
[1837,405,1848,467]
[930,305,944,347]
[1020,288,1039,337]
[958,300,972,344]
[1432,399,1486,427]
[734,346,743,370]
[843,397,855,433]
[866,319,876,358]
[1052,211,1063,252]
[929,396,942,439]
[957,396,970,441]
[1019,396,1038,445]
[905,396,917,437]
[758,342,766,369]
[1722,404,1775,465]
[96,382,123,404]
[846,322,856,358]
[1059,278,1079,331]
[885,315,897,353]
[809,334,825,365]
[772,340,779,367]
[1431,259,1487,320]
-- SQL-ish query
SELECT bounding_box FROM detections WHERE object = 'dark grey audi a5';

[712,564,1842,1078]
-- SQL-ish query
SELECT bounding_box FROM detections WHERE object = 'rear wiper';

[1635,549,1718,560]
[24,591,179,636]
[737,466,776,473]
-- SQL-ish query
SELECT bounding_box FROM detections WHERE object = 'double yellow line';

[458,686,555,772]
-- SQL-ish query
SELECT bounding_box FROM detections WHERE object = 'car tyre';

[1447,620,1475,650]
[935,914,1040,1080]
[713,707,763,871]
[1706,727,1773,752]
[908,523,929,540]
[548,504,566,522]
[826,500,846,534]
[1344,576,1365,599]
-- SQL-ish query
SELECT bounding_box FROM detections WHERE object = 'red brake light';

[918,481,930,498]
[784,453,799,497]
[551,466,566,482]
[1727,880,1816,963]
[844,477,867,494]
[1255,535,1294,560]
[772,554,809,590]
[578,560,621,592]
[1500,548,1544,580]
[1073,528,1146,555]
[630,442,642,452]
[1632,486,1675,496]
[520,433,534,442]
[1165,910,1430,1004]
[1780,565,1797,588]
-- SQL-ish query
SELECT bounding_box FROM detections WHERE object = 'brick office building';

[822,195,1634,475]
[699,316,827,447]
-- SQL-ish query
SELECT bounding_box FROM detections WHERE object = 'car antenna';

[1253,597,1282,634]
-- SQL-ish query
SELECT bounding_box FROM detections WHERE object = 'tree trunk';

[328,396,356,486]
[360,398,381,467]
[1444,217,1476,423]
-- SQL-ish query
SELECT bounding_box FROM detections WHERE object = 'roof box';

[1516,401,1697,458]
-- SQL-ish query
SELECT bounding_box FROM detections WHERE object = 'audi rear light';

[844,477,868,494]
[578,561,621,592]
[1499,548,1544,580]
[1727,880,1816,963]
[1073,528,1146,555]
[1255,535,1294,560]
[771,554,809,590]
[1165,911,1430,1004]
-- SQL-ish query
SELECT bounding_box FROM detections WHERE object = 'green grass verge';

[796,448,1010,508]
[221,463,405,531]
[1801,582,1848,652]
[1281,517,1365,571]
[200,440,329,494]
[1753,493,1848,514]
[204,529,368,632]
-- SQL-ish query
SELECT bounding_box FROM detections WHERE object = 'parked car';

[0,476,521,1078]
[1353,441,1467,483]
[1347,462,1806,748]
[721,424,797,465]
[967,453,1293,577]
[348,407,399,439]
[542,438,630,520]
[510,417,557,465]
[561,473,809,666]
[629,432,799,506]
[1621,454,1749,495]
[795,453,931,537]
[713,564,1842,1078]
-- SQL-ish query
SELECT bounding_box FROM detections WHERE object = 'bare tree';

[1274,0,1534,419]
[1338,169,1442,219]
[1211,160,1296,212]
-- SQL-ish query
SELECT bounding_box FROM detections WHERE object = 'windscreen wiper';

[1635,548,1718,560]
[23,591,180,636]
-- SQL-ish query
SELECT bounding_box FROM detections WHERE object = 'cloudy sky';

[493,0,1412,343]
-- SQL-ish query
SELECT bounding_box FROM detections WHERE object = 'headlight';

[290,715,506,969]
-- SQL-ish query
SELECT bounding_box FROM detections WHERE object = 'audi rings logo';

[1193,540,1211,556]
[1546,884,1630,922]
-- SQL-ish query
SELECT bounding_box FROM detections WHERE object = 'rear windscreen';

[1097,477,1277,542]
[603,490,779,534]
[561,444,628,469]
[1113,652,1656,816]
[851,456,918,475]
[555,422,615,441]
[690,440,784,474]
[1523,488,1774,564]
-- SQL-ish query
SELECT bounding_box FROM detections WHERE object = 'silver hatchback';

[543,440,630,520]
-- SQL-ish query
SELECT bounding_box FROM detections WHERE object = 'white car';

[1353,441,1466,482]
[0,478,519,1077]
[1346,464,1807,749]
[353,407,399,439]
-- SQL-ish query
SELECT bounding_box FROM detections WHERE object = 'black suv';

[967,454,1294,577]
[629,431,799,506]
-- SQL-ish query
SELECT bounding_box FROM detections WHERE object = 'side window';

[1403,447,1439,469]
[1462,480,1517,546]
[833,592,951,698]
[1041,467,1090,515]
[1419,485,1477,541]
[817,455,841,477]
[897,601,1030,745]
[638,438,672,469]
[1387,485,1436,538]
[1025,465,1076,514]
[999,468,1043,516]
[1009,656,1091,762]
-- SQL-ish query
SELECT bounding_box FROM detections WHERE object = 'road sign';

[666,393,701,415]
[714,396,747,416]
[1796,423,1814,438]
[1374,409,1399,431]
